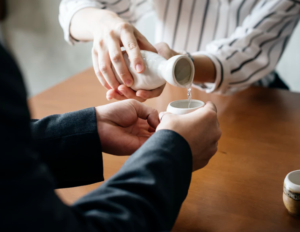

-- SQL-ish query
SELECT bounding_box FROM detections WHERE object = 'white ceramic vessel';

[283,170,300,216]
[167,99,204,115]
[113,50,195,91]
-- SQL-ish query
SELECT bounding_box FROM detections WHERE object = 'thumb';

[130,100,160,128]
[135,29,157,53]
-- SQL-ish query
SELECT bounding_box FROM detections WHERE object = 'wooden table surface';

[28,68,300,232]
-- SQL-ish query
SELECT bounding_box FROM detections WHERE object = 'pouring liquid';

[187,87,192,108]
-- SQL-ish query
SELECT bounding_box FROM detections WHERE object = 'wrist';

[71,8,119,40]
[89,10,120,37]
[192,54,216,83]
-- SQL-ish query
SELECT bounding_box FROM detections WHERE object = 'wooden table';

[28,68,300,231]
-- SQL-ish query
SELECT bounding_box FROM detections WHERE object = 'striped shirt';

[59,0,300,95]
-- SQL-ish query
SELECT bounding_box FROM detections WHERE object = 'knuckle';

[204,110,217,120]
[128,99,137,104]
[118,22,132,32]
[99,64,108,74]
[152,108,159,115]
[107,30,115,38]
[96,70,102,77]
[127,42,137,50]
[214,129,222,142]
[111,53,122,63]
[127,99,139,107]
[98,39,105,48]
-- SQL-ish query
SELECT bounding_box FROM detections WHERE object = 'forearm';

[31,108,103,188]
[192,54,216,83]
[70,8,118,41]
[75,130,192,231]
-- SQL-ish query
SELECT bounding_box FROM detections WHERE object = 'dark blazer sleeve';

[30,108,104,188]
[0,44,192,232]
[73,130,193,231]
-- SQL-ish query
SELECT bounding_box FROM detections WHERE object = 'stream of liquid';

[187,87,192,108]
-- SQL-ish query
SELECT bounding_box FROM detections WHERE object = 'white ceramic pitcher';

[113,50,195,91]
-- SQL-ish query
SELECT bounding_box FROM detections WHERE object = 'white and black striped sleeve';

[193,0,300,95]
[59,0,152,45]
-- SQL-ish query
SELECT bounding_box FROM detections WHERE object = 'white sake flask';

[113,50,195,91]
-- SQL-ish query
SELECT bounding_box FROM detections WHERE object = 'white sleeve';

[59,0,105,45]
[193,0,300,95]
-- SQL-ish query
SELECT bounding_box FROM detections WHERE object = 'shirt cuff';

[59,2,105,45]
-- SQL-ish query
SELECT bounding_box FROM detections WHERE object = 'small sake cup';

[283,170,300,217]
[166,99,204,115]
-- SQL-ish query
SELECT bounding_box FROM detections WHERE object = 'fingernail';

[135,63,143,73]
[106,96,112,101]
[126,80,132,87]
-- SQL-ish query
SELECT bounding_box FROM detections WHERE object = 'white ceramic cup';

[283,170,300,217]
[166,99,204,115]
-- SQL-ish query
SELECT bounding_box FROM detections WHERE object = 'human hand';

[90,11,156,91]
[155,42,179,59]
[95,100,159,155]
[157,102,221,171]
[106,42,179,102]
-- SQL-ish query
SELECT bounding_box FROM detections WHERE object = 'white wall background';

[277,23,300,92]
[2,0,93,96]
[1,0,299,97]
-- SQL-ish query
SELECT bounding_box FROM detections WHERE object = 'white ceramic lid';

[284,170,300,193]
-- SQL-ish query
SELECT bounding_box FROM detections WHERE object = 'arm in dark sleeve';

[73,130,193,231]
[1,44,192,231]
[30,108,103,188]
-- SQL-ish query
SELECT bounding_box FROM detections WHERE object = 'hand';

[95,100,159,155]
[155,42,179,59]
[90,11,156,90]
[157,102,221,171]
[106,42,178,102]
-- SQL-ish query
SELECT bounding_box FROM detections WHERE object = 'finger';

[136,84,165,99]
[148,126,156,133]
[136,118,150,130]
[154,42,169,58]
[92,49,111,89]
[107,35,133,87]
[118,85,146,102]
[135,28,157,53]
[203,101,217,113]
[120,24,145,73]
[106,89,127,101]
[97,47,120,89]
[128,99,160,129]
